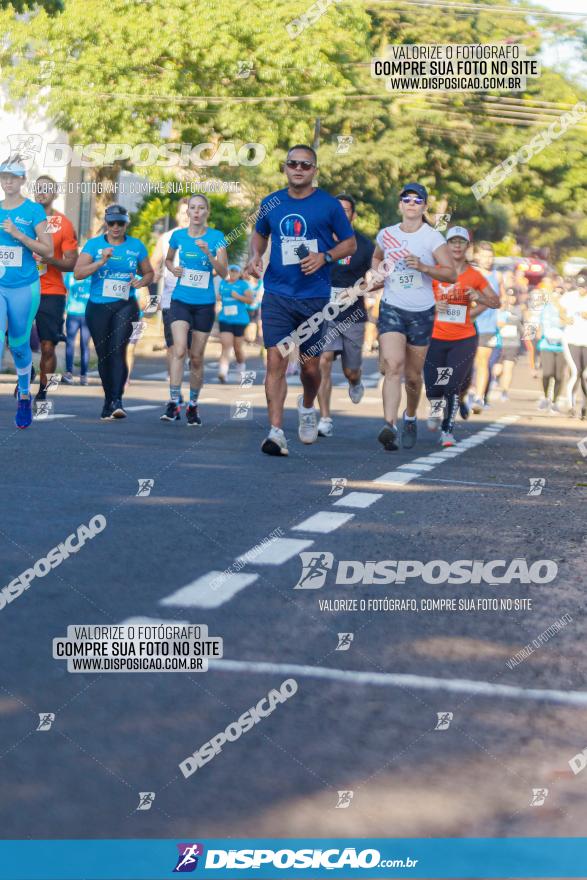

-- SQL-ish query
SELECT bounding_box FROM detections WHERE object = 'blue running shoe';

[15,395,33,429]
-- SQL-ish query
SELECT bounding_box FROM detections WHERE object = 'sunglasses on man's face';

[106,220,126,227]
[400,195,425,205]
[285,159,315,170]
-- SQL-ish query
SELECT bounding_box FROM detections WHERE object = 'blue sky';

[539,0,586,86]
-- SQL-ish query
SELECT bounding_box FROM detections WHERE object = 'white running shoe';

[297,395,318,444]
[318,417,333,437]
[348,380,364,404]
[537,397,551,412]
[261,426,289,456]
[440,431,456,448]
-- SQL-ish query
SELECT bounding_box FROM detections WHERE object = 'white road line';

[397,462,436,472]
[374,471,417,486]
[37,414,77,420]
[160,570,258,609]
[417,477,522,489]
[236,538,313,565]
[333,492,383,508]
[124,405,159,412]
[292,511,355,533]
[207,658,587,707]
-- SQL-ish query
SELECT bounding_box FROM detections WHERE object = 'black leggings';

[424,335,478,433]
[86,299,139,402]
[567,344,587,404]
[540,350,565,400]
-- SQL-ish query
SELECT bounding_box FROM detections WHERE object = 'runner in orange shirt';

[33,176,79,408]
[424,226,499,447]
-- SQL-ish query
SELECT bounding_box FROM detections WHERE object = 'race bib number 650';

[0,246,23,267]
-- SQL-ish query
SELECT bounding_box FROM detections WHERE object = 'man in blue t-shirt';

[246,144,356,457]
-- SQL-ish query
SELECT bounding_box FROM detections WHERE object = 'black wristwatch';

[323,251,334,265]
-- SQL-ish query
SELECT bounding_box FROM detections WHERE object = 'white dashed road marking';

[160,570,259,609]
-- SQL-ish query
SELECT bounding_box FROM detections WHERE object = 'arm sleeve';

[375,230,385,251]
[168,230,179,250]
[138,241,148,261]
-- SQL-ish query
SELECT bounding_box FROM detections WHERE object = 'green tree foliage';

[1,0,585,259]
[128,192,248,258]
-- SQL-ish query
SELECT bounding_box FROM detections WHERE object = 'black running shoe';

[160,401,180,421]
[401,412,418,450]
[186,404,202,426]
[35,386,47,404]
[100,402,114,420]
[110,399,127,419]
[459,399,470,420]
[377,423,399,451]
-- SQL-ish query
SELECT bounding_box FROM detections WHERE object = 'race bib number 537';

[389,270,423,293]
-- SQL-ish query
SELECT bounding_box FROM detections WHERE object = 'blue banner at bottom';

[0,838,586,879]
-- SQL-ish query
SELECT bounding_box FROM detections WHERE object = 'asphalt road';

[1,342,587,846]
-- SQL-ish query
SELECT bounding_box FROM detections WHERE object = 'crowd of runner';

[0,148,585,453]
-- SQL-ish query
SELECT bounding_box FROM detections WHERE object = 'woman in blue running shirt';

[0,157,53,429]
[160,194,228,427]
[74,204,154,420]
[217,265,254,382]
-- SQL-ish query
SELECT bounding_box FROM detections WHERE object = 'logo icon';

[231,400,252,420]
[279,213,307,239]
[7,134,42,167]
[130,321,147,343]
[336,632,354,651]
[137,479,155,497]
[528,478,545,497]
[433,213,452,232]
[294,552,334,590]
[429,399,445,419]
[530,788,549,806]
[136,792,156,811]
[45,373,61,392]
[36,712,55,731]
[435,712,453,731]
[236,60,253,79]
[329,477,347,496]
[173,843,204,873]
[143,293,159,316]
[335,135,354,155]
[33,400,53,420]
[435,367,453,386]
[44,215,62,234]
[240,370,256,388]
[335,790,354,808]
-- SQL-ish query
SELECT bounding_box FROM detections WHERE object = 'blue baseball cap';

[0,160,26,178]
[104,204,130,223]
[400,182,428,202]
